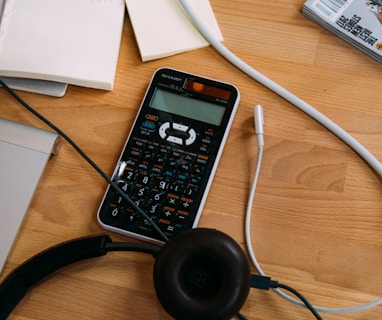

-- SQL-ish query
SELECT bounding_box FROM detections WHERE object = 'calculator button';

[161,206,175,220]
[170,180,184,193]
[123,169,136,182]
[142,122,155,130]
[143,151,152,160]
[126,210,139,224]
[147,200,161,213]
[176,173,187,181]
[111,193,124,206]
[196,157,208,167]
[150,191,164,203]
[159,122,170,139]
[192,164,205,176]
[176,210,189,224]
[138,163,149,171]
[167,159,178,170]
[151,165,162,174]
[108,205,122,218]
[183,153,195,161]
[125,159,137,168]
[199,146,208,153]
[133,139,145,148]
[204,129,214,137]
[184,184,198,197]
[179,162,191,172]
[146,143,157,152]
[154,155,166,166]
[171,150,182,158]
[167,136,183,145]
[173,123,189,132]
[153,177,169,190]
[159,223,173,236]
[137,173,151,185]
[165,193,179,206]
[117,180,130,193]
[130,149,141,158]
[159,146,170,154]
[134,187,147,198]
[185,128,196,145]
[202,138,211,145]
[180,197,193,209]
[159,218,171,226]
[139,221,153,232]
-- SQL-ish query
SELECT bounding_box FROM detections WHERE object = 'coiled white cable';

[178,0,382,314]
[178,0,382,178]
[248,105,382,313]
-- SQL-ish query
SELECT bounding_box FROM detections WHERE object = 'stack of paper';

[0,0,125,90]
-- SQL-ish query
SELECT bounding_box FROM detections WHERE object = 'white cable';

[177,0,382,178]
[177,0,382,312]
[247,106,382,313]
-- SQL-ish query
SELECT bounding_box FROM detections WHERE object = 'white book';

[125,0,223,62]
[0,0,125,90]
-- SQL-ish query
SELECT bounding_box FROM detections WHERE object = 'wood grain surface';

[1,0,382,319]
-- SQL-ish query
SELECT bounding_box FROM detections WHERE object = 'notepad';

[125,0,223,61]
[0,0,125,90]
[0,118,61,275]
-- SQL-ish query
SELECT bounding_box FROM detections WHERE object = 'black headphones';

[0,228,251,320]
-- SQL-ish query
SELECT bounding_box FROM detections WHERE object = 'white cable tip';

[253,104,264,147]
[253,105,264,134]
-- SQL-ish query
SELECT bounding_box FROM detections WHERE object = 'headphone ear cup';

[153,228,251,320]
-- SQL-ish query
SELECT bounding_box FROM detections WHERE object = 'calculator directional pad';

[159,122,196,146]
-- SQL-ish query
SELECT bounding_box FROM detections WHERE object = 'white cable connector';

[254,104,264,147]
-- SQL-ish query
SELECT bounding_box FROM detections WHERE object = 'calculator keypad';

[102,136,209,239]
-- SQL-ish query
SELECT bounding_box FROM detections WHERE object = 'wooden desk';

[1,0,382,319]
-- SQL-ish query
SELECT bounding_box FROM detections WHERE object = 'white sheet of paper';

[125,0,223,61]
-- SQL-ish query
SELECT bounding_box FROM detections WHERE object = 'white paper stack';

[0,0,125,90]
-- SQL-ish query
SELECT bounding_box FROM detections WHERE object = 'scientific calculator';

[97,68,240,243]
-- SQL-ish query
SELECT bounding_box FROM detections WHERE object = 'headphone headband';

[0,229,251,320]
[0,235,112,319]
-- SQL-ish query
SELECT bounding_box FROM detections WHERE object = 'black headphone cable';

[251,273,323,319]
[0,79,169,243]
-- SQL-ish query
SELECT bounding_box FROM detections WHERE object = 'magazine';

[302,0,382,63]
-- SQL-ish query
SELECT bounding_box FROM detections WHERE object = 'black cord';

[276,283,323,320]
[0,79,169,243]
[236,312,248,320]
[251,274,323,320]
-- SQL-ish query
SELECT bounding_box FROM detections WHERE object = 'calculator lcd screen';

[149,88,226,126]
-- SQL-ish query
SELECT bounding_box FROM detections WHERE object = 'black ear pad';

[153,228,251,320]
